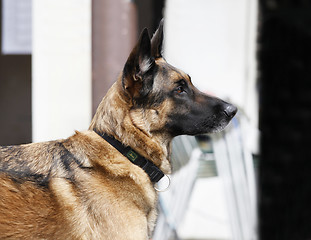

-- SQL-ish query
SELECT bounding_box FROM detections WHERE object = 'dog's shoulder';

[68,130,152,184]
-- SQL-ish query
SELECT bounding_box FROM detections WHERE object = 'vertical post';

[92,0,137,115]
[32,0,92,142]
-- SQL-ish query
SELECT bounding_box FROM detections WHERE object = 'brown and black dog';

[0,20,237,239]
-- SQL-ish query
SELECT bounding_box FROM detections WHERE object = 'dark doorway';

[259,1,311,239]
[0,0,32,145]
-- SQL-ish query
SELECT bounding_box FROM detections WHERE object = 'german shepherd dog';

[0,20,237,239]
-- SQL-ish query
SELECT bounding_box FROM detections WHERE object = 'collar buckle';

[154,174,171,192]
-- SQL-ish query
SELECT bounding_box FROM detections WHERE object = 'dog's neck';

[89,81,172,174]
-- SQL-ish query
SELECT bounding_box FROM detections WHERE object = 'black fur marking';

[0,146,51,187]
[0,146,29,172]
[0,143,88,187]
[0,170,49,188]
[59,143,87,169]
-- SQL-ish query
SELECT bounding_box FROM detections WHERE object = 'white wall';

[32,0,92,142]
[164,1,259,239]
[164,0,258,131]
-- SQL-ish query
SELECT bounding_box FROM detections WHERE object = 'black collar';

[95,131,164,183]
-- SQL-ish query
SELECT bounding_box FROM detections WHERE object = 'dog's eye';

[175,86,185,94]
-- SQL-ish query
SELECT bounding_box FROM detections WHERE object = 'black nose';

[223,104,237,118]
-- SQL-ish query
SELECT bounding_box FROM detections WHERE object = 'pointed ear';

[123,28,154,99]
[151,19,164,58]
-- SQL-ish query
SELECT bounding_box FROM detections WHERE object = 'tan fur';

[0,125,159,239]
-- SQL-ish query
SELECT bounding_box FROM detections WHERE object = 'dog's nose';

[223,104,237,118]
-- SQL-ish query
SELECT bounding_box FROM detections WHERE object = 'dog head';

[122,20,237,137]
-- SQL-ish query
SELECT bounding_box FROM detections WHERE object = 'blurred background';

[1,0,311,239]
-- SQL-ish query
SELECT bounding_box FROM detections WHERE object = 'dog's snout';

[223,104,237,119]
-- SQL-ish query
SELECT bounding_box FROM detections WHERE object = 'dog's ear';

[151,19,164,58]
[123,28,154,99]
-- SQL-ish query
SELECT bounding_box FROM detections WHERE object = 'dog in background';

[0,20,237,239]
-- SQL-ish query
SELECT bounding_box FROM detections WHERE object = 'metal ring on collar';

[154,174,171,192]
